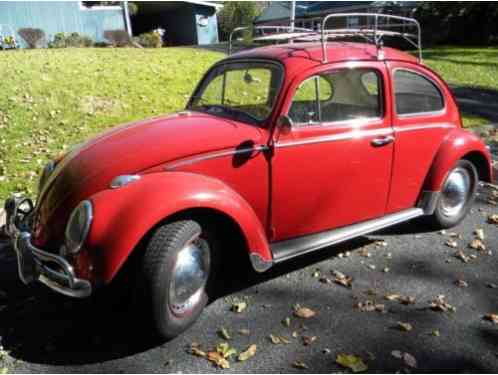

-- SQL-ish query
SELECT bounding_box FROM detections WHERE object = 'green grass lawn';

[0,46,496,201]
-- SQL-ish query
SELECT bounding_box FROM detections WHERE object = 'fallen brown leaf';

[403,352,418,368]
[474,228,485,240]
[488,214,498,225]
[446,239,458,248]
[231,301,247,313]
[238,329,250,336]
[218,327,231,340]
[292,361,308,369]
[357,300,385,313]
[397,322,413,332]
[302,335,317,346]
[430,295,456,312]
[484,314,498,324]
[336,353,368,373]
[332,270,353,288]
[455,250,470,263]
[469,239,486,251]
[293,306,316,319]
[455,279,468,288]
[207,351,230,369]
[238,344,257,362]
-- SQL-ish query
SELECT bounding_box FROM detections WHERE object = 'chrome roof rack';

[228,13,422,63]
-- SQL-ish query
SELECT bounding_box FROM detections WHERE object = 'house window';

[80,1,122,10]
[347,16,360,28]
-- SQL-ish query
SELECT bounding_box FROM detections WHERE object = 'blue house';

[0,1,221,48]
[0,1,126,47]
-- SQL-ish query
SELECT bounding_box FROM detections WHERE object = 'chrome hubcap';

[440,167,472,218]
[169,234,210,317]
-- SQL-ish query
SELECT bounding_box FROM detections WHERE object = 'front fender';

[424,128,493,191]
[85,172,271,284]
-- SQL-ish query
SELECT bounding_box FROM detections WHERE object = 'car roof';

[226,42,419,73]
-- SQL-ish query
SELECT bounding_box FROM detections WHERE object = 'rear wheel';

[141,220,214,340]
[428,160,478,229]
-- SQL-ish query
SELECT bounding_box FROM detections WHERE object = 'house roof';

[254,1,417,24]
[184,1,223,9]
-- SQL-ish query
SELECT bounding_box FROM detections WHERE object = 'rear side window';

[394,70,444,115]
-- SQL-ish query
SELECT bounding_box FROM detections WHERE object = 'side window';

[320,68,382,123]
[289,76,332,125]
[394,70,444,115]
[289,69,382,126]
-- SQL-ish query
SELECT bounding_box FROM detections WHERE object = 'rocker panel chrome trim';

[271,208,424,264]
[249,252,273,273]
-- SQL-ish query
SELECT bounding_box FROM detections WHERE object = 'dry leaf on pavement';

[332,270,353,288]
[218,327,231,340]
[302,335,317,346]
[430,295,456,312]
[231,301,247,313]
[446,239,458,248]
[474,228,485,240]
[469,239,486,251]
[238,344,257,362]
[357,300,385,313]
[484,314,498,324]
[292,361,309,369]
[207,351,230,369]
[455,250,470,263]
[293,305,317,319]
[397,322,413,332]
[336,354,368,373]
[488,214,498,224]
[455,279,468,288]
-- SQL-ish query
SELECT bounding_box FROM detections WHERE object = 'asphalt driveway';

[0,183,497,373]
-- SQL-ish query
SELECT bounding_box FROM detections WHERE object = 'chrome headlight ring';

[65,200,93,255]
[38,160,55,194]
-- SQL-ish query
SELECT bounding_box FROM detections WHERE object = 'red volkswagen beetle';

[3,14,494,339]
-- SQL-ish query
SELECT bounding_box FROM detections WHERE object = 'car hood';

[33,111,265,247]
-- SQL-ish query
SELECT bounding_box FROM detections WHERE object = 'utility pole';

[123,0,133,37]
[290,0,296,31]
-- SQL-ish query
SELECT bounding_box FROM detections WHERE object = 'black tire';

[141,220,214,340]
[428,159,478,229]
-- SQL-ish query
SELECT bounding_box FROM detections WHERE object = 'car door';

[385,62,455,214]
[270,61,394,242]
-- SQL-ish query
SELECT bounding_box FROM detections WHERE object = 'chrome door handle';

[371,135,394,147]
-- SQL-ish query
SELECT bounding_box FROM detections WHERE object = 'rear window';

[394,70,444,115]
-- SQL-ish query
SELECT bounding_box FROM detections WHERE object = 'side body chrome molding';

[262,208,424,267]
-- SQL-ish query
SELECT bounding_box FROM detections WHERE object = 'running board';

[271,208,424,264]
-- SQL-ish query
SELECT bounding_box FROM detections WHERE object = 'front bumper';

[4,197,92,298]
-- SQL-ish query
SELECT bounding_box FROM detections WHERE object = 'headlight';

[65,200,93,254]
[38,160,55,194]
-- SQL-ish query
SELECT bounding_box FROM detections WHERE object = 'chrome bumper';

[4,197,92,298]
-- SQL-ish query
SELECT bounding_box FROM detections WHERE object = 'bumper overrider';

[3,197,92,298]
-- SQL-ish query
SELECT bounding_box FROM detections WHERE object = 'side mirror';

[277,115,293,135]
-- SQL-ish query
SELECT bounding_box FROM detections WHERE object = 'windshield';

[189,61,283,125]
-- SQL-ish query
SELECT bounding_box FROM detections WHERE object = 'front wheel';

[428,159,478,229]
[142,220,213,340]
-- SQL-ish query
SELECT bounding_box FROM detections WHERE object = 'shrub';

[48,32,93,48]
[103,29,131,47]
[137,31,163,48]
[18,28,45,48]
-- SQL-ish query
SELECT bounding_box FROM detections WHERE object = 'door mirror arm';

[268,115,293,147]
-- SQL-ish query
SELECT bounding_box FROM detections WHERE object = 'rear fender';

[423,128,493,192]
[85,172,271,284]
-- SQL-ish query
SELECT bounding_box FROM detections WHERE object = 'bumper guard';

[4,197,92,298]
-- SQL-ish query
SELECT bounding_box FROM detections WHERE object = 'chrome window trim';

[394,123,455,132]
[165,145,269,170]
[393,68,447,118]
[187,58,285,127]
[276,127,394,149]
[288,67,385,128]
